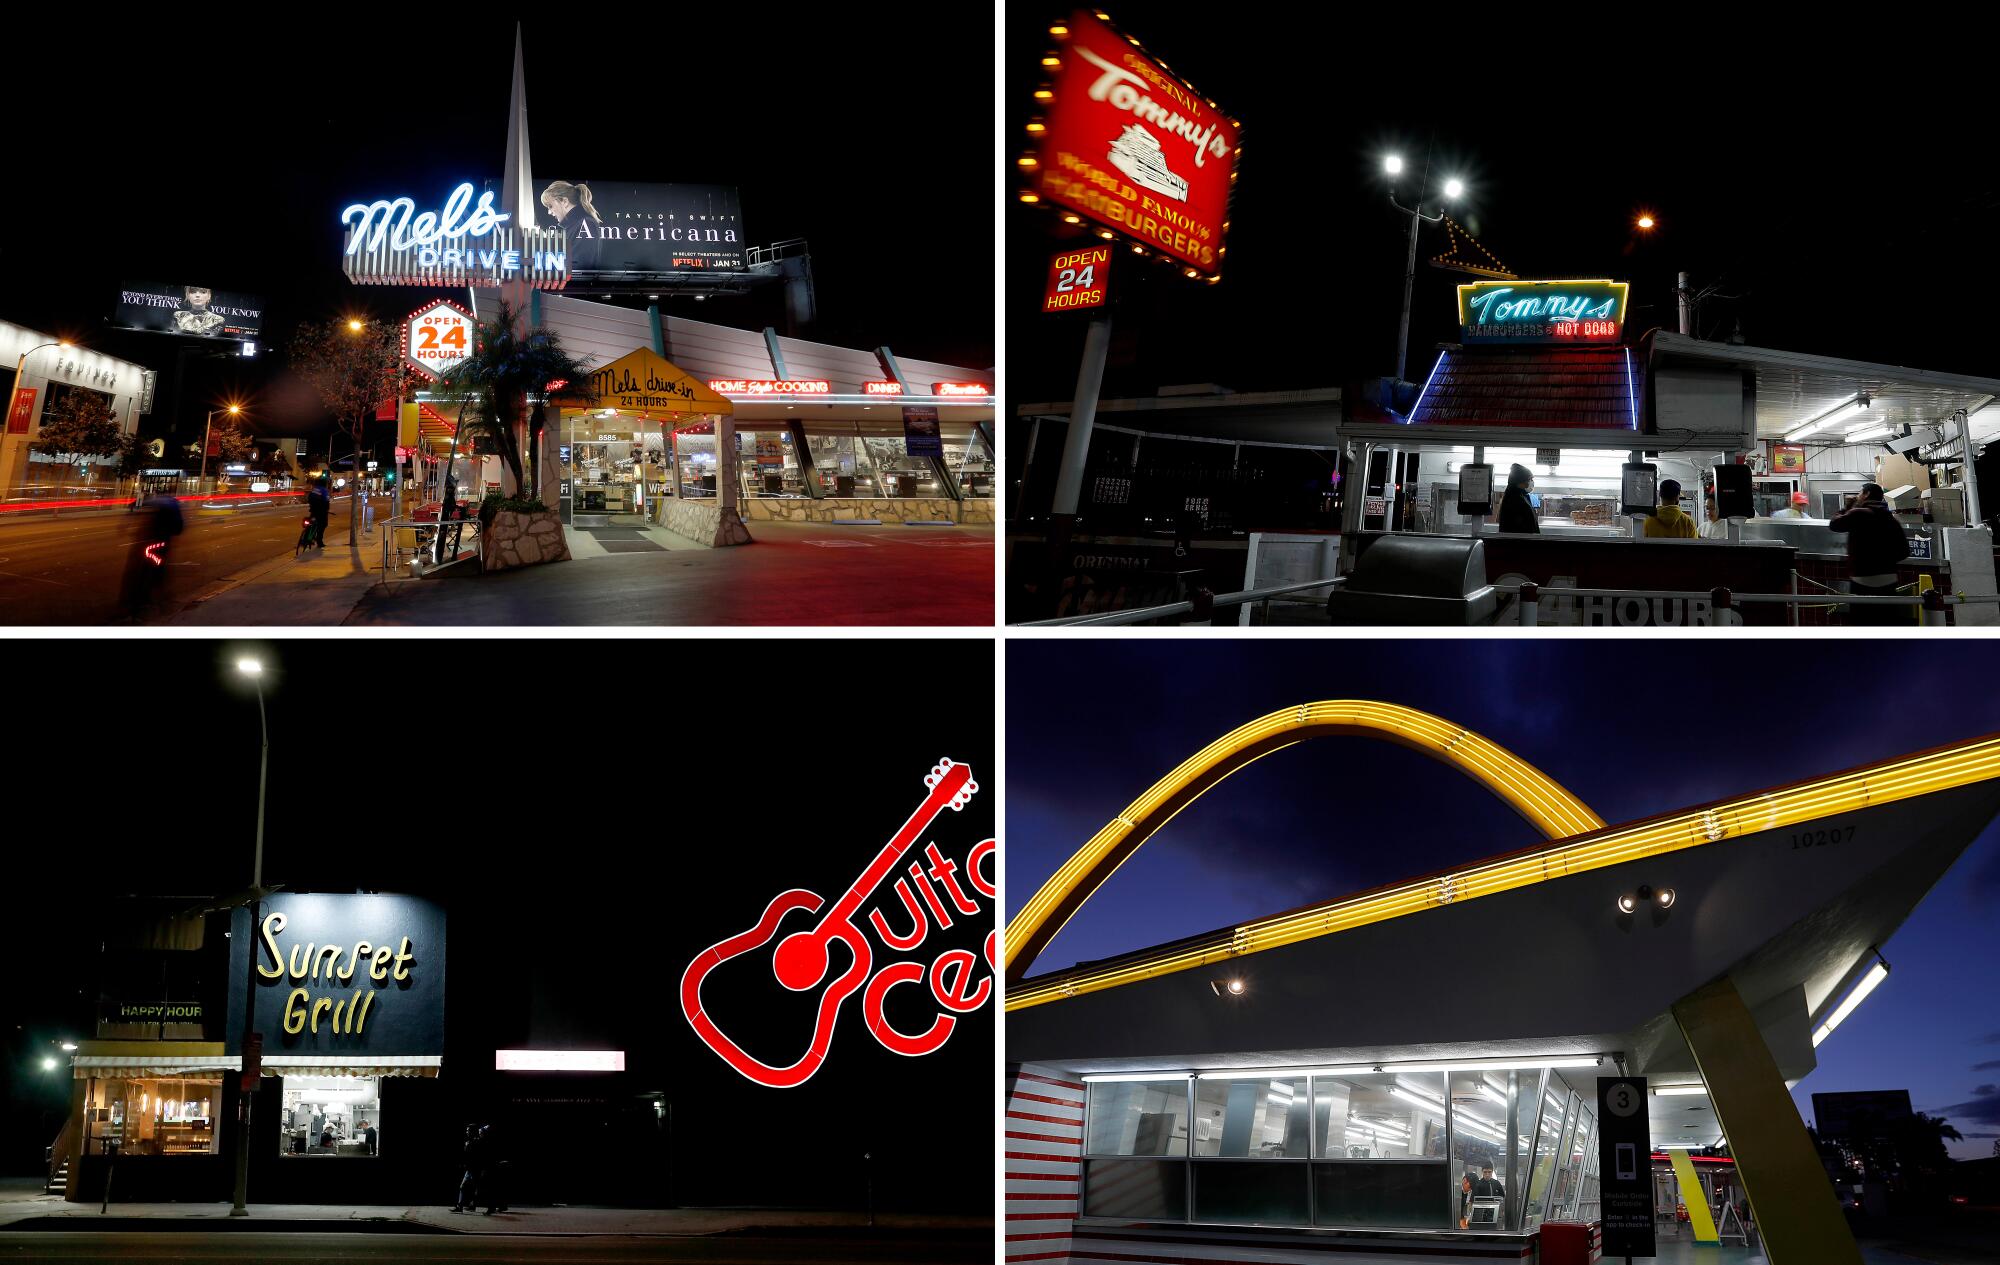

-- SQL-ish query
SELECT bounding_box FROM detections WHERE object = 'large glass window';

[1451,1071,1514,1228]
[738,430,807,498]
[673,431,719,498]
[864,436,944,499]
[1525,1079,1576,1226]
[1087,1078,1190,1156]
[805,433,882,498]
[1312,1071,1445,1160]
[1194,1076,1309,1158]
[947,425,994,499]
[279,1075,382,1158]
[84,1076,220,1155]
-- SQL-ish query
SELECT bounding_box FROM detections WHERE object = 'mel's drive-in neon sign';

[681,758,993,1087]
[341,182,569,289]
[1457,279,1629,344]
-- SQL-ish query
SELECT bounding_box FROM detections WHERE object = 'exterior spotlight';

[1616,893,1637,914]
[1209,978,1246,996]
[236,658,262,676]
[1443,178,1465,199]
[1384,154,1404,176]
[1656,887,1676,909]
[42,1057,57,1071]
[60,1041,77,1052]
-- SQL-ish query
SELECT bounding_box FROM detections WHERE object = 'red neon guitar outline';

[680,757,978,1087]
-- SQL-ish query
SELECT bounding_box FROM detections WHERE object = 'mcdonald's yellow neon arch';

[1003,701,1605,984]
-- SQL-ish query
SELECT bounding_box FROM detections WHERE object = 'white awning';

[73,1054,442,1080]
[71,1055,234,1080]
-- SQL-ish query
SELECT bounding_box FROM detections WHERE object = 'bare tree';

[289,320,403,548]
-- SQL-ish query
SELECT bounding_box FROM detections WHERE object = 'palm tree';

[434,301,595,501]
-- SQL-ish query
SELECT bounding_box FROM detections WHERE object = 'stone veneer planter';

[481,509,572,572]
[661,498,754,547]
[744,497,995,525]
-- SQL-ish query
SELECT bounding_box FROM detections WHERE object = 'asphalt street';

[0,1230,987,1263]
[0,496,377,625]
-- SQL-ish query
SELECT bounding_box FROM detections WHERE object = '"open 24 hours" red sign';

[1044,245,1111,313]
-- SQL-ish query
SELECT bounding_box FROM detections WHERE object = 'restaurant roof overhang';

[1006,734,2000,1092]
[1015,389,1343,448]
[1648,331,2000,443]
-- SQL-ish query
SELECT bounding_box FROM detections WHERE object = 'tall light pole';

[230,656,269,1218]
[1384,155,1465,382]
[200,405,242,487]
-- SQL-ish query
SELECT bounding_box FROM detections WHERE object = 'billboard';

[534,179,745,274]
[1028,10,1238,279]
[115,284,263,339]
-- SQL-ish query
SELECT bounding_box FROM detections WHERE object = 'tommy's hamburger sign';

[1023,10,1239,281]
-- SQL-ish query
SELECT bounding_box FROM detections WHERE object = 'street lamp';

[200,404,243,487]
[41,1057,57,1071]
[1384,156,1467,382]
[230,655,270,1218]
[1636,214,1656,230]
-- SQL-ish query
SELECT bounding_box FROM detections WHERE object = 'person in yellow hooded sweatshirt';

[1644,478,1700,538]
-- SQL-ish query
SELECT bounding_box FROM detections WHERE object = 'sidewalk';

[166,537,391,626]
[0,1191,986,1238]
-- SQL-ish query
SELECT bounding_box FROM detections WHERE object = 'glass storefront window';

[863,436,944,500]
[1312,1072,1445,1160]
[805,433,881,499]
[1525,1079,1575,1226]
[947,425,995,499]
[738,430,807,498]
[279,1075,382,1158]
[84,1076,221,1155]
[1193,1077,1309,1158]
[674,432,719,498]
[1451,1071,1514,1228]
[1086,1078,1191,1156]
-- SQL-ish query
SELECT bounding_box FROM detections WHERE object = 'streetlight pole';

[199,405,241,490]
[1383,155,1464,383]
[230,657,269,1217]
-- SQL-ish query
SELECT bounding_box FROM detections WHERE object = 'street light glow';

[1637,214,1655,229]
[347,319,363,332]
[1383,154,1404,176]
[237,658,263,676]
[1443,178,1465,199]
[228,404,241,415]
[41,1057,56,1071]
[60,1041,77,1052]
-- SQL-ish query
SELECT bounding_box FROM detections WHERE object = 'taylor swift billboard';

[533,180,746,275]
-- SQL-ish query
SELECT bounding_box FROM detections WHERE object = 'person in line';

[453,1123,484,1212]
[1644,479,1699,538]
[1829,483,1910,625]
[1497,464,1539,534]
[1472,1162,1507,1202]
[1771,490,1812,520]
[1701,487,1731,539]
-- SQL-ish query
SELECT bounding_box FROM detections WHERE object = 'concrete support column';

[1672,975,1863,1265]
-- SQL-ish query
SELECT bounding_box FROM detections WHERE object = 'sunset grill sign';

[341,182,570,289]
[1028,10,1239,280]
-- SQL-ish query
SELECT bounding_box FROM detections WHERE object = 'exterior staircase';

[45,1155,68,1197]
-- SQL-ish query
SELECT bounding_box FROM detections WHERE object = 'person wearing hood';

[1829,482,1910,624]
[1497,464,1539,534]
[1644,479,1699,538]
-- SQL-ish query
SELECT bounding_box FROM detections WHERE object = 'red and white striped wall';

[1005,1062,1085,1263]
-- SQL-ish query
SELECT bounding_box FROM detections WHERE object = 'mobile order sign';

[1597,1076,1656,1257]
[1045,245,1111,313]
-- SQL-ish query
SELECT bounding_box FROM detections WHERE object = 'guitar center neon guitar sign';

[681,758,995,1087]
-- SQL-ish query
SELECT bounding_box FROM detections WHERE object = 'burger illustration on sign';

[1107,124,1188,202]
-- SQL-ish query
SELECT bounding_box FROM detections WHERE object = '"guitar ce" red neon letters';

[679,758,995,1087]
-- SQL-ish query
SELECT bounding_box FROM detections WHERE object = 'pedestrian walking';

[481,1124,509,1214]
[306,477,330,549]
[453,1123,484,1212]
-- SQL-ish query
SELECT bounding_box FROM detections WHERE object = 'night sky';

[1005,640,2000,1160]
[0,638,994,1208]
[2,9,993,457]
[1008,7,2000,402]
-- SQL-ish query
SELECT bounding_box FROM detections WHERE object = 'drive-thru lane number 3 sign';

[1598,1076,1657,1257]
[1045,245,1111,313]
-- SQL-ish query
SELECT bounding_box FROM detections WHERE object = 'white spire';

[500,24,534,229]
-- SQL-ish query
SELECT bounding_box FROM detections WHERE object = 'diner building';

[1004,702,2000,1265]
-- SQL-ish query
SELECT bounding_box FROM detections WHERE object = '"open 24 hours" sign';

[404,300,476,381]
[1045,245,1111,313]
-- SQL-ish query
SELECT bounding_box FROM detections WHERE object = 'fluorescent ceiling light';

[1844,425,1892,443]
[1085,1072,1192,1083]
[1380,1057,1603,1073]
[1653,1086,1708,1096]
[1198,1067,1372,1080]
[1812,959,1889,1047]
[1393,1084,1445,1109]
[1785,397,1869,442]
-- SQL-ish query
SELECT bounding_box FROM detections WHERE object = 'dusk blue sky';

[1006,641,2000,1160]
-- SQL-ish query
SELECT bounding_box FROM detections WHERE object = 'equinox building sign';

[341,182,570,289]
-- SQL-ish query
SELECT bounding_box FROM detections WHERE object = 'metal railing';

[1019,577,1346,626]
[380,514,481,579]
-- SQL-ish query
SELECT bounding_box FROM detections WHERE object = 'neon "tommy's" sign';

[680,758,993,1087]
[1457,279,1629,344]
